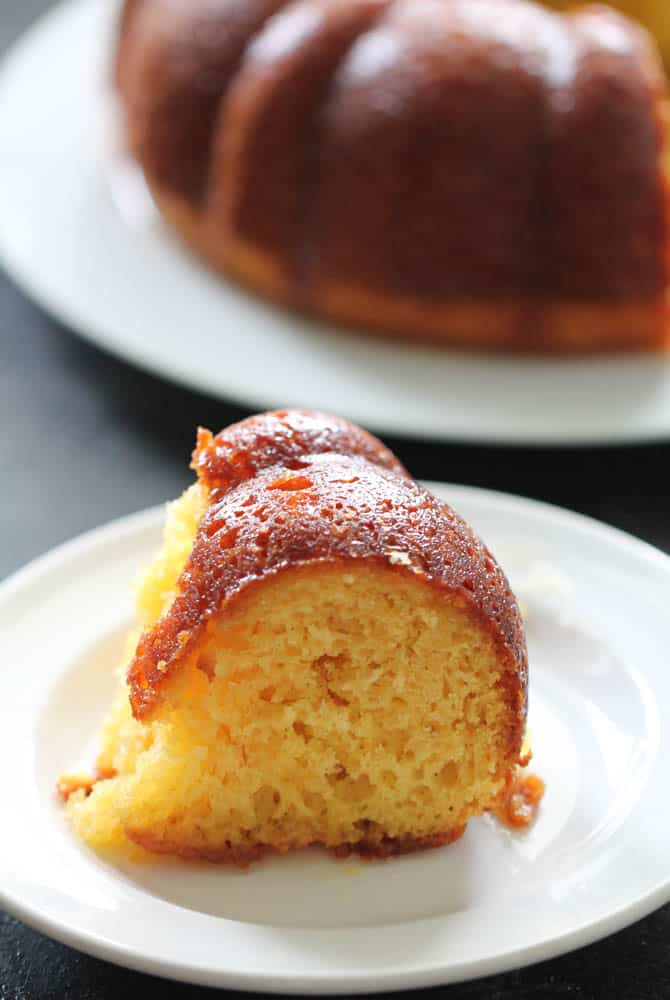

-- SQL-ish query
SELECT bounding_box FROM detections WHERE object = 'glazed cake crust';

[191,408,407,491]
[128,411,528,753]
[116,0,670,351]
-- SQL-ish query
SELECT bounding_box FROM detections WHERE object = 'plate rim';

[1,482,670,993]
[2,0,670,448]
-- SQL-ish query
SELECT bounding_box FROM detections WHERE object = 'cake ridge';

[191,408,406,491]
[207,0,392,291]
[119,0,294,206]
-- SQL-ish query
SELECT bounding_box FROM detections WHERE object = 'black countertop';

[1,4,670,998]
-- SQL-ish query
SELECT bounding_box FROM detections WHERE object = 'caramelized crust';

[541,8,669,301]
[309,0,552,301]
[208,0,389,275]
[128,412,527,749]
[310,1,668,303]
[130,823,466,864]
[115,0,670,351]
[116,0,291,203]
[191,408,406,492]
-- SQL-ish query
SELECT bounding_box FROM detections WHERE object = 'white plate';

[2,0,670,446]
[1,482,670,993]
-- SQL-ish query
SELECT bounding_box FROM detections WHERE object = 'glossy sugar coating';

[116,0,670,351]
[191,408,407,492]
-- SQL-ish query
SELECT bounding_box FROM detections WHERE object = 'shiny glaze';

[192,408,406,491]
[493,772,546,829]
[310,0,555,299]
[312,0,668,301]
[116,0,290,203]
[117,0,668,310]
[128,411,528,751]
[209,0,388,270]
[542,8,668,300]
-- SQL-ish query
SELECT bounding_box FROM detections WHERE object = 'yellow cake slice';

[61,411,531,863]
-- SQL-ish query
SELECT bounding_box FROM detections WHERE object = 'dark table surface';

[2,3,670,999]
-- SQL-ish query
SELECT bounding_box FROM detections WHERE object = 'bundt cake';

[60,410,531,864]
[114,0,670,352]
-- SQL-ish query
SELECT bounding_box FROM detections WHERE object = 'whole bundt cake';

[60,410,530,864]
[115,0,670,352]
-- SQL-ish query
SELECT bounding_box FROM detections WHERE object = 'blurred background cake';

[62,411,529,863]
[115,0,670,352]
[546,1,669,67]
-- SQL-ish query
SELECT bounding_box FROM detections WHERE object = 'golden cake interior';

[66,483,521,862]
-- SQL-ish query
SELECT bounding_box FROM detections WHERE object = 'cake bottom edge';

[125,824,468,867]
[150,185,670,355]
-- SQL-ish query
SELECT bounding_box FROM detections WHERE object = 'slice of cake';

[60,410,530,863]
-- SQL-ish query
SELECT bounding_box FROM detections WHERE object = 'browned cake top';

[306,0,669,301]
[117,0,669,305]
[191,408,406,491]
[128,411,527,748]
